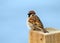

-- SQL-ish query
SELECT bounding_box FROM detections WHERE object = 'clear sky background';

[0,0,60,43]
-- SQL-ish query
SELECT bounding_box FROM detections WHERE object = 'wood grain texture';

[29,28,60,43]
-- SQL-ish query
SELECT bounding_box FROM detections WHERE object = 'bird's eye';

[32,14,34,16]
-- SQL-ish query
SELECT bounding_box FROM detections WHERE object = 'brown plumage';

[27,10,48,33]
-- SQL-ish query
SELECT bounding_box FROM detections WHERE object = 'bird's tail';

[34,26,49,33]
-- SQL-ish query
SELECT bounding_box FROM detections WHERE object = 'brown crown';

[28,10,36,15]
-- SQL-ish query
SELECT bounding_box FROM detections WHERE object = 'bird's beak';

[28,13,30,17]
[28,13,29,15]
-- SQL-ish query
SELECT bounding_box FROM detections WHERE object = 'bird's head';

[28,10,36,17]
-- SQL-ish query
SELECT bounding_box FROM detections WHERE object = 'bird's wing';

[34,15,44,28]
[28,15,44,29]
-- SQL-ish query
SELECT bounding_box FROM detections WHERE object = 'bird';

[27,10,48,33]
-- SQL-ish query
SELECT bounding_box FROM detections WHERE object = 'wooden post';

[29,28,60,43]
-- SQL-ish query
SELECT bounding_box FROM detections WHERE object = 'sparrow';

[27,10,48,33]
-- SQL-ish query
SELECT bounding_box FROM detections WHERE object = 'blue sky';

[0,0,60,43]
